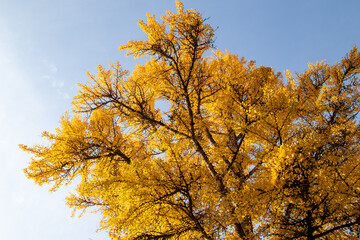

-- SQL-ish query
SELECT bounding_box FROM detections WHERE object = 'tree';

[20,1,360,239]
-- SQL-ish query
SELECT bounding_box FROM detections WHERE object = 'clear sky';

[0,0,359,239]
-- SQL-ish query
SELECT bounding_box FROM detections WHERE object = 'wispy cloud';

[40,60,70,99]
[41,75,65,88]
[43,60,58,73]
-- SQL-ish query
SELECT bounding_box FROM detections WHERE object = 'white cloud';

[56,88,70,99]
[52,79,65,88]
[43,60,58,73]
[41,75,64,89]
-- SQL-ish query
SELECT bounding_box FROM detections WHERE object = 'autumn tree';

[20,1,360,239]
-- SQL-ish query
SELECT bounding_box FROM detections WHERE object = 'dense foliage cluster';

[21,1,360,239]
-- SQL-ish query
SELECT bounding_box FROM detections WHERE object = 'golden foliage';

[20,1,360,239]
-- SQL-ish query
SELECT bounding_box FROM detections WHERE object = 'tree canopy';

[20,1,360,239]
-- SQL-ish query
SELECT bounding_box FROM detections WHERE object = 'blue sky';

[0,0,359,239]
